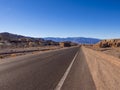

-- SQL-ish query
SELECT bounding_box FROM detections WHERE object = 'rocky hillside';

[0,32,59,48]
[94,39,120,48]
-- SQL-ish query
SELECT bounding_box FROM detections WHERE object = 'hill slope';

[0,32,43,41]
[0,32,58,48]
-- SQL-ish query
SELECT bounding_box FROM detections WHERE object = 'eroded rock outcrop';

[94,39,120,48]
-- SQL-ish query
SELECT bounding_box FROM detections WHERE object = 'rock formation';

[94,39,120,48]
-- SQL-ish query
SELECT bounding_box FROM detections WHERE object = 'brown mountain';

[0,32,59,48]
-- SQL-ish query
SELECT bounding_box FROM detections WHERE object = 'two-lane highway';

[2,46,119,90]
[0,47,79,90]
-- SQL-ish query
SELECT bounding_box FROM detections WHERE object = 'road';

[0,46,120,90]
[0,47,78,90]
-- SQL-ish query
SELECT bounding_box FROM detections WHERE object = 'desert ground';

[88,46,120,59]
[0,46,61,59]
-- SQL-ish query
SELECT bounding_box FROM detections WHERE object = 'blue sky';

[0,0,120,39]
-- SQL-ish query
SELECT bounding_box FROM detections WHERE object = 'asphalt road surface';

[0,47,79,90]
[0,46,120,90]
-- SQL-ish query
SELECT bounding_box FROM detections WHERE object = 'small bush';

[10,54,16,57]
[0,55,4,59]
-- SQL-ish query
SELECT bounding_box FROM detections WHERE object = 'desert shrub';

[10,54,17,57]
[0,55,4,59]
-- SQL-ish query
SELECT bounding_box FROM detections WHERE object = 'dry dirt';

[87,46,120,59]
[0,46,61,59]
[82,46,120,90]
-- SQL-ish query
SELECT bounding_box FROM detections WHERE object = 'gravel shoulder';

[82,46,120,90]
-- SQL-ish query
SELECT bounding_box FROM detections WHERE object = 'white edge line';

[54,51,79,90]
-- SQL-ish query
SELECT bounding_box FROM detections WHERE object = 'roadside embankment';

[82,46,120,90]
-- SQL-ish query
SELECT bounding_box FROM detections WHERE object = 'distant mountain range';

[44,37,101,44]
[0,32,101,44]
